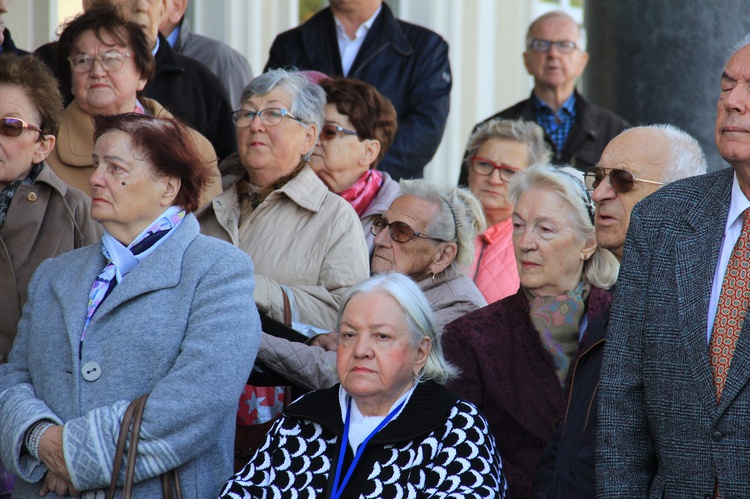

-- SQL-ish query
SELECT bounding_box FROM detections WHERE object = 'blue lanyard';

[331,396,406,499]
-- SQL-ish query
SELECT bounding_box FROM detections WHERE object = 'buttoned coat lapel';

[50,215,199,346]
[674,168,732,415]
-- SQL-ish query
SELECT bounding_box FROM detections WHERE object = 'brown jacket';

[0,164,100,362]
[45,97,222,208]
[198,166,369,330]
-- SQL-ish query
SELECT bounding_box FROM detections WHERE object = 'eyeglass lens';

[471,157,518,181]
[530,39,577,53]
[586,167,635,194]
[0,118,24,137]
[371,217,416,243]
[0,118,41,138]
[70,52,128,72]
[232,108,288,128]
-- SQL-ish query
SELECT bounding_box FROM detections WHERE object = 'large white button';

[81,361,102,381]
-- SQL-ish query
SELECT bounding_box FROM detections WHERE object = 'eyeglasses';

[319,124,360,141]
[584,165,666,194]
[0,117,43,139]
[231,108,303,128]
[528,39,579,54]
[68,51,131,73]
[470,156,522,181]
[371,215,443,243]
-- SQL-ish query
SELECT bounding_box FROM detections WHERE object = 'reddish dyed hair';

[93,113,212,212]
[319,77,398,167]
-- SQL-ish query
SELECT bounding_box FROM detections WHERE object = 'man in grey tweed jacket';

[598,35,750,497]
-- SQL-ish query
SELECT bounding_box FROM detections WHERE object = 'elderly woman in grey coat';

[0,113,260,497]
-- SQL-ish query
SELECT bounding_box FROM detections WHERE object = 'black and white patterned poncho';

[221,381,507,498]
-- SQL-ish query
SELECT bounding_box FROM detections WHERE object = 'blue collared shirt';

[533,93,577,154]
[165,24,181,48]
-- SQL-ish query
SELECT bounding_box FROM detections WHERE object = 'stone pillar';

[584,0,750,171]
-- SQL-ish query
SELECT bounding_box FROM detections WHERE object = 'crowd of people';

[3,0,749,497]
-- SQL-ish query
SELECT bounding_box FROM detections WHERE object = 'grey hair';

[238,68,326,160]
[731,34,750,57]
[465,119,552,169]
[398,179,486,283]
[507,163,619,290]
[337,273,458,384]
[526,10,587,52]
[637,124,707,183]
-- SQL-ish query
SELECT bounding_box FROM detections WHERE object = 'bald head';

[592,125,707,260]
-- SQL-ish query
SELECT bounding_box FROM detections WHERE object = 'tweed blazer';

[596,167,750,497]
[0,215,260,498]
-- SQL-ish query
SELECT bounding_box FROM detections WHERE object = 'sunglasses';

[319,124,360,141]
[584,166,665,194]
[371,215,443,243]
[0,117,44,139]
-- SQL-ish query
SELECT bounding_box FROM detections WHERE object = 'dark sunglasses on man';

[584,165,665,194]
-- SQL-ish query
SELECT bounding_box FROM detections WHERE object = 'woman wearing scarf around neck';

[310,77,400,254]
[442,164,619,498]
[0,113,260,498]
[221,273,508,498]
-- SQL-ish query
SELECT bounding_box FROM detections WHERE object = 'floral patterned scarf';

[527,281,590,386]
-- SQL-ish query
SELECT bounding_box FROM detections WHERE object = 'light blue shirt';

[707,172,750,342]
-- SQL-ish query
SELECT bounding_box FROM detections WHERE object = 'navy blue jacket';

[265,4,451,180]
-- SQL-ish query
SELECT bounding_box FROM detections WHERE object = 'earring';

[431,273,437,284]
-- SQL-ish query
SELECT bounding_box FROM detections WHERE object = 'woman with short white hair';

[222,273,508,498]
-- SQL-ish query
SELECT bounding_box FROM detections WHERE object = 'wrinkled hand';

[39,471,79,497]
[38,426,71,482]
[311,332,338,351]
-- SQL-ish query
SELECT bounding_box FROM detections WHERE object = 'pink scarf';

[339,170,384,216]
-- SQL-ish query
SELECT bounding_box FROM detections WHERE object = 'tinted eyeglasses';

[470,156,522,181]
[529,39,579,54]
[68,51,131,73]
[319,124,360,141]
[584,165,665,194]
[0,117,43,140]
[371,215,443,243]
[231,108,303,128]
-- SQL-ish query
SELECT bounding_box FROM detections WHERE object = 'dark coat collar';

[297,4,412,76]
[153,32,184,76]
[285,381,459,444]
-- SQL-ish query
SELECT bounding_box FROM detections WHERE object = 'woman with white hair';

[221,273,508,498]
[198,69,369,433]
[256,179,488,390]
[442,163,619,498]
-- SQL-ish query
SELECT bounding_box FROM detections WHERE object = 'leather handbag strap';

[122,395,148,497]
[107,396,142,499]
[106,394,182,499]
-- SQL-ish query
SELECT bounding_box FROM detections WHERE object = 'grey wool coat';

[0,214,261,498]
[597,167,750,497]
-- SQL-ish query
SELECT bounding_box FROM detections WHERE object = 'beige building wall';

[5,0,580,184]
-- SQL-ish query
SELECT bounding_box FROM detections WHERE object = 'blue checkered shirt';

[533,93,577,155]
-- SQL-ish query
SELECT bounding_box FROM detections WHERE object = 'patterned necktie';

[711,208,750,401]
